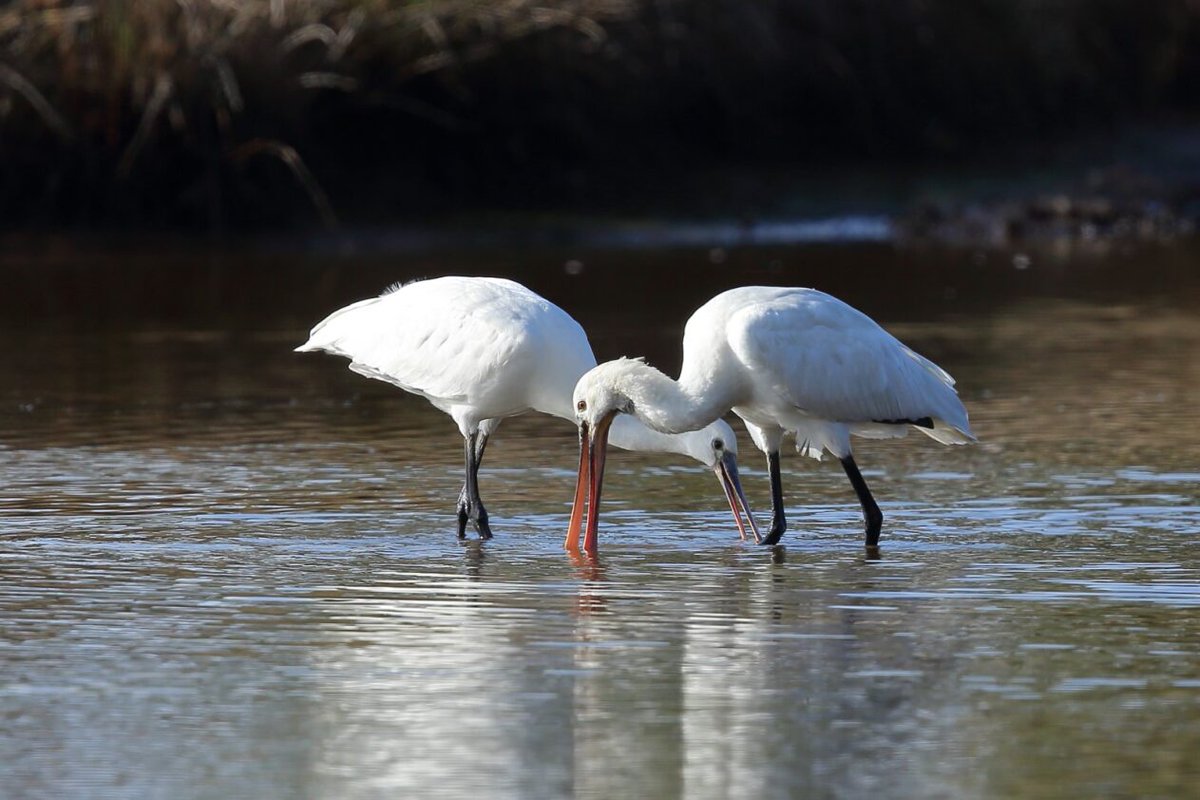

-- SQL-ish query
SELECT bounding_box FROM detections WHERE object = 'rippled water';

[2,239,1199,798]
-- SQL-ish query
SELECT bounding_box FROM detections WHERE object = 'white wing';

[725,289,971,438]
[296,277,578,417]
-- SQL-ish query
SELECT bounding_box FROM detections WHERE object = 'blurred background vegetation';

[3,0,1200,231]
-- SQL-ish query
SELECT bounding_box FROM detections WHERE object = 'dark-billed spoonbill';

[296,276,757,542]
[568,286,973,551]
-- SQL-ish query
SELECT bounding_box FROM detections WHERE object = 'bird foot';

[863,507,883,548]
[453,503,492,542]
[474,513,493,540]
[759,520,786,547]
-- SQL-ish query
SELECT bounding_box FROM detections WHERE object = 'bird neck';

[622,362,733,436]
[542,370,704,459]
[607,416,698,457]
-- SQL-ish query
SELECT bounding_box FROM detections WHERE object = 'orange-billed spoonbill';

[568,286,973,551]
[296,276,757,542]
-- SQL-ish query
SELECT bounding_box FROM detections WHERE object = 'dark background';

[4,0,1200,232]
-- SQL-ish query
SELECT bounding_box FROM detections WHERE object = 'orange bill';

[564,412,616,554]
[563,424,590,551]
[581,413,614,553]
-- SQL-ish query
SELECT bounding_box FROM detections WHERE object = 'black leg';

[464,430,492,539]
[455,432,492,536]
[760,450,787,546]
[457,431,492,539]
[456,494,469,537]
[456,435,472,538]
[840,455,882,547]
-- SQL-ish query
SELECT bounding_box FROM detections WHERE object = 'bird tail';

[917,418,976,446]
[899,347,976,446]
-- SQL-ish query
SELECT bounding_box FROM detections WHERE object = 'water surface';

[2,238,1199,798]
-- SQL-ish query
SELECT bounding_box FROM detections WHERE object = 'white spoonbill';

[568,286,974,551]
[296,276,757,543]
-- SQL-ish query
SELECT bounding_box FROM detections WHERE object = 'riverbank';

[4,1,1200,232]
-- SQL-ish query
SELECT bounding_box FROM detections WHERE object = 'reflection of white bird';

[569,286,974,551]
[297,276,756,542]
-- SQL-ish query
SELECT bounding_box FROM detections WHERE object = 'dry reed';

[1,0,637,227]
[2,0,1198,230]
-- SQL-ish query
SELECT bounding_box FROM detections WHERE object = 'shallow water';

[2,238,1199,798]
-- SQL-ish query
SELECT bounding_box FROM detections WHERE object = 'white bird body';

[297,276,755,540]
[300,277,586,435]
[570,286,974,549]
[680,286,972,458]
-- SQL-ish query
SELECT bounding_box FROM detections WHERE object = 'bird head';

[683,418,760,544]
[565,358,761,551]
[571,357,641,431]
[680,417,738,468]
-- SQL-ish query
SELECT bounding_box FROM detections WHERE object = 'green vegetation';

[3,0,1199,229]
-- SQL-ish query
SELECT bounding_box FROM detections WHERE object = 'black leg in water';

[455,432,491,531]
[760,450,787,546]
[456,430,493,539]
[840,455,882,548]
[471,432,491,538]
[456,484,469,535]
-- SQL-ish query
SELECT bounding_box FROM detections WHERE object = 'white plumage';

[297,276,756,542]
[570,286,974,549]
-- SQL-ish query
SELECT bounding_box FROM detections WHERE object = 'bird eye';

[576,400,587,412]
[712,438,724,450]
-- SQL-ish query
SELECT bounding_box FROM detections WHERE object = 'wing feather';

[296,277,536,409]
[725,289,970,434]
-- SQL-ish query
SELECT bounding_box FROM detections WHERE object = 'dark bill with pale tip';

[714,449,761,544]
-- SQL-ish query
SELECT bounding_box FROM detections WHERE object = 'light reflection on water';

[2,241,1200,798]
